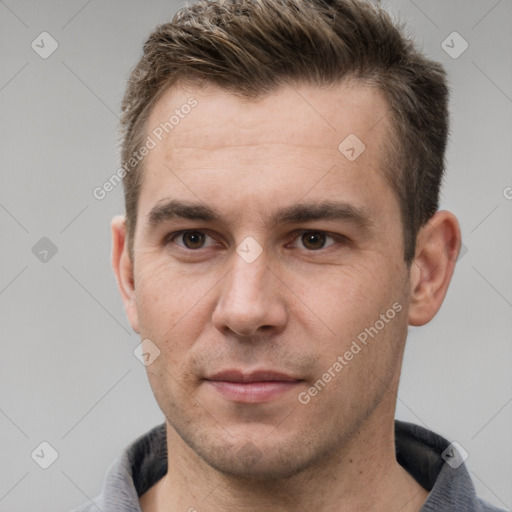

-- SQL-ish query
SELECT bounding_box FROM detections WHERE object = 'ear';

[408,210,461,327]
[111,215,140,333]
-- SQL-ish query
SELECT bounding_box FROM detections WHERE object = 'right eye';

[168,230,217,250]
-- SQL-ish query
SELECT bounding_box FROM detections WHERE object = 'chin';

[178,427,331,482]
[201,448,315,481]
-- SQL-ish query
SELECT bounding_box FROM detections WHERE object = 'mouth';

[204,370,304,403]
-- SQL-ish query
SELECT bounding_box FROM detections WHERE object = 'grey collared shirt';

[70,421,506,512]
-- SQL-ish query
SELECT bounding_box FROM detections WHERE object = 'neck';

[141,398,428,512]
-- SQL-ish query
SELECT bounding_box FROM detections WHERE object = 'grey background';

[0,1,510,511]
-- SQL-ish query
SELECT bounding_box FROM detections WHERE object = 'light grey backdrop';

[0,1,510,511]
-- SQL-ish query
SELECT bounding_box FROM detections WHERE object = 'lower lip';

[206,380,301,403]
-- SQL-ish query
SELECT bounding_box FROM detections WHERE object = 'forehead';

[138,81,396,227]
[147,81,390,154]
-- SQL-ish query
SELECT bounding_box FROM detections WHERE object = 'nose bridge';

[225,251,270,304]
[212,247,287,336]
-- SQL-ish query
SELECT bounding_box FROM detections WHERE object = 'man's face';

[128,83,412,478]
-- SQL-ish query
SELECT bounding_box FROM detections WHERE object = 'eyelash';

[165,230,349,252]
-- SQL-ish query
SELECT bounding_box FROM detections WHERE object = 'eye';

[291,230,339,250]
[170,230,217,250]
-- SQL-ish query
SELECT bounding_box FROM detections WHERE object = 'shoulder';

[67,423,167,512]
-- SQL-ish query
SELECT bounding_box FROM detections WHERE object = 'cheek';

[296,261,398,335]
[133,258,215,349]
[301,288,407,416]
[296,261,407,392]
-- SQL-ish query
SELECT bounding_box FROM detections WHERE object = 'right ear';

[111,215,140,334]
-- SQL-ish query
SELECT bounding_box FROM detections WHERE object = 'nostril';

[229,324,274,338]
[230,326,255,337]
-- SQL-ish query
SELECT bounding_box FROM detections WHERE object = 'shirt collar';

[86,421,489,512]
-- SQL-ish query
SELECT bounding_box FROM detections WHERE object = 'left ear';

[408,210,461,327]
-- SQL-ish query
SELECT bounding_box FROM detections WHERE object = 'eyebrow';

[148,199,219,227]
[147,199,374,232]
[268,201,373,231]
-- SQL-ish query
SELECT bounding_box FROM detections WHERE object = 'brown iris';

[301,231,327,250]
[182,231,206,249]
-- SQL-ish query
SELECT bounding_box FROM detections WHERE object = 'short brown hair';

[120,0,449,263]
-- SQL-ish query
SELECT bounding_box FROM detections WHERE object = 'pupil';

[302,231,325,250]
[184,232,205,249]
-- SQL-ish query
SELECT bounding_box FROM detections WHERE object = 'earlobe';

[408,210,461,327]
[111,215,140,333]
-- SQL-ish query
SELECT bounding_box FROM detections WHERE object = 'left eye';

[171,231,217,250]
[291,231,337,250]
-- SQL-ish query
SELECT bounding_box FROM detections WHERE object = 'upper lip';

[206,370,302,383]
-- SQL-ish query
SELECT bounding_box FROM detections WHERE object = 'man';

[72,0,504,510]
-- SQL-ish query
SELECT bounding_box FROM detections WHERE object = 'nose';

[212,251,288,338]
